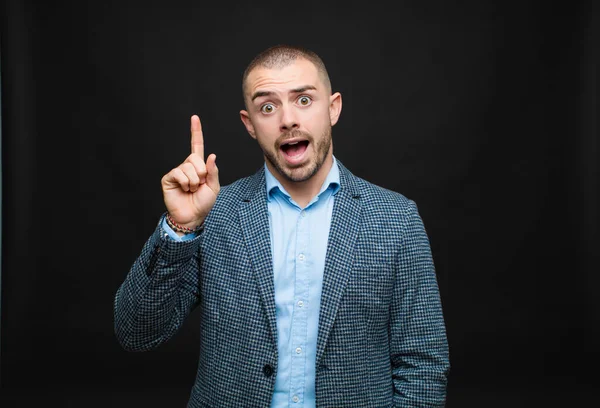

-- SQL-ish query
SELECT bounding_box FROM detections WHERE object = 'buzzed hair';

[242,45,332,104]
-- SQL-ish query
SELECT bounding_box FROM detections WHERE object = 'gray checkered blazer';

[114,161,449,407]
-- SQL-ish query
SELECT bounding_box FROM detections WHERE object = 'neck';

[267,152,334,208]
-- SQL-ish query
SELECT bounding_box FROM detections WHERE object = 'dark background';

[1,0,597,406]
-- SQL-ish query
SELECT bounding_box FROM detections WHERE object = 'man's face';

[240,58,342,183]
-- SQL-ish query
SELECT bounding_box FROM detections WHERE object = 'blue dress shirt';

[265,158,340,408]
[163,157,340,408]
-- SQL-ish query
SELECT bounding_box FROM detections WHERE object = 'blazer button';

[263,364,274,377]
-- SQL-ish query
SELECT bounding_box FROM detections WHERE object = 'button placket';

[289,208,309,406]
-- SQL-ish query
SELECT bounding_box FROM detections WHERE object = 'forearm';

[391,340,449,407]
[391,266,449,406]
[391,202,450,406]
[391,283,449,407]
[114,221,202,351]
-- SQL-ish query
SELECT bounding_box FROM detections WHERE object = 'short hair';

[242,45,332,102]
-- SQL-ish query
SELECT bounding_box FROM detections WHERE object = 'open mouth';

[280,140,309,158]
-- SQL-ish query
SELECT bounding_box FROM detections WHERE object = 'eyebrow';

[250,85,318,102]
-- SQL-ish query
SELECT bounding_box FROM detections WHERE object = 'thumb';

[206,154,220,194]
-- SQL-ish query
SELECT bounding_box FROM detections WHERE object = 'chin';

[284,168,316,183]
[280,158,322,183]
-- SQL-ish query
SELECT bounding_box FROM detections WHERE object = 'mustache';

[276,129,313,145]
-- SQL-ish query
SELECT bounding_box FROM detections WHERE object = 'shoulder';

[339,164,431,253]
[356,177,421,233]
[216,162,266,200]
[217,171,262,201]
[339,162,419,220]
[356,177,414,210]
[207,167,265,216]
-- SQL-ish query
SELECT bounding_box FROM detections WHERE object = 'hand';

[161,115,220,229]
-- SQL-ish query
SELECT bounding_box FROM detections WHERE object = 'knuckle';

[188,156,206,173]
[174,168,184,179]
[182,163,197,176]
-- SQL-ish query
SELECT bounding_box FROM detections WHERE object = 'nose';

[279,105,299,132]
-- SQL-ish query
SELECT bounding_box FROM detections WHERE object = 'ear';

[329,92,342,126]
[239,110,256,139]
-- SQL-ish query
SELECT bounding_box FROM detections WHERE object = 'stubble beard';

[261,127,332,183]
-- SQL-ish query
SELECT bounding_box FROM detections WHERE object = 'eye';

[297,96,312,106]
[260,103,276,114]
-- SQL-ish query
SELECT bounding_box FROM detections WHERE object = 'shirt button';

[295,347,302,354]
[300,210,306,217]
[292,396,299,403]
[298,254,305,261]
[297,300,304,308]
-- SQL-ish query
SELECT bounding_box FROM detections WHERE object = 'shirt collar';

[265,156,341,202]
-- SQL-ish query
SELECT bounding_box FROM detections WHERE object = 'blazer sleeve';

[113,216,202,352]
[391,201,450,407]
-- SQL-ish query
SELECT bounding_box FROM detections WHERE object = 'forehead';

[245,59,323,95]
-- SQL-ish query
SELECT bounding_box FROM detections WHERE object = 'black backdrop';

[1,0,597,406]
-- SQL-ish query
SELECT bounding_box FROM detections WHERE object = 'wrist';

[165,213,204,234]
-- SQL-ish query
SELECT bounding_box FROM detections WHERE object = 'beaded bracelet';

[165,213,204,234]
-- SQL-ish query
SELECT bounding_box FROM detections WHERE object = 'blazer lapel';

[316,162,362,365]
[238,168,279,349]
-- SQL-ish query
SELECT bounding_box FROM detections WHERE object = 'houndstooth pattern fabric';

[114,161,450,407]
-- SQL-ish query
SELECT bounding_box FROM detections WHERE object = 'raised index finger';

[190,115,204,158]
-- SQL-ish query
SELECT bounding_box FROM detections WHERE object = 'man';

[114,45,449,407]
